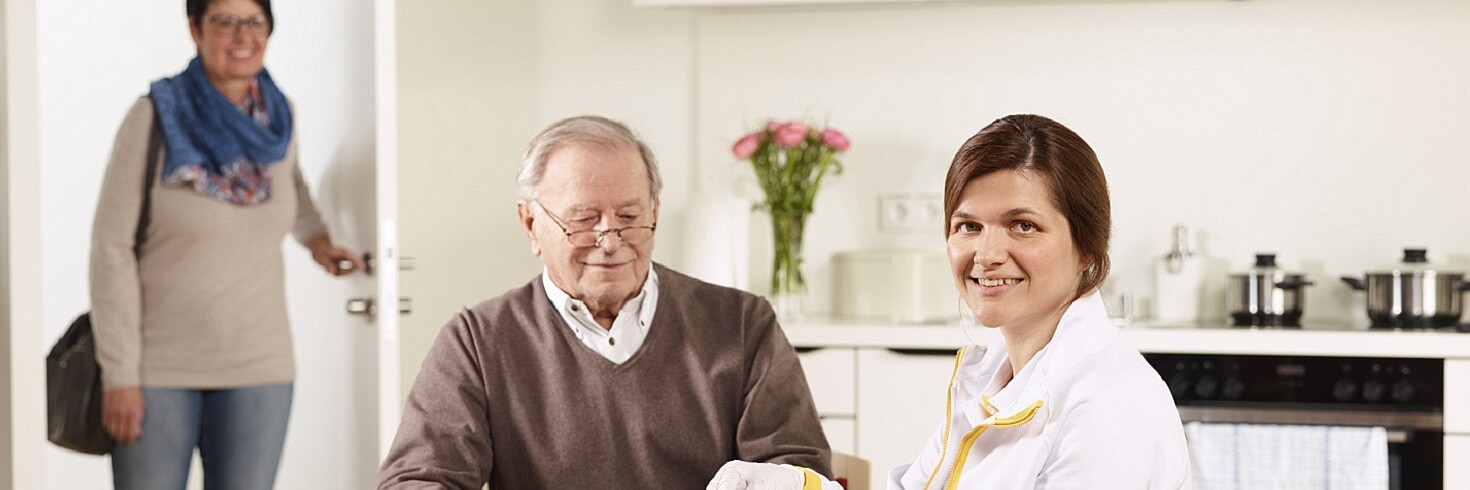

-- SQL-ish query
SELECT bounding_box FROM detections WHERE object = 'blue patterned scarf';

[148,57,293,205]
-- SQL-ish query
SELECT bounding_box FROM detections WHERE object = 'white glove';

[706,460,806,490]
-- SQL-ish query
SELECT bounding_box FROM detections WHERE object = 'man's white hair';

[516,115,662,201]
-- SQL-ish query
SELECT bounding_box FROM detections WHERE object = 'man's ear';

[517,200,541,257]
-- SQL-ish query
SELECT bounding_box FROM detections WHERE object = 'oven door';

[1178,405,1443,490]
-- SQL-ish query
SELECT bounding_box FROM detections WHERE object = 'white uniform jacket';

[888,292,1192,489]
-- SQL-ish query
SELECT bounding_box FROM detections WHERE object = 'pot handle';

[1276,279,1315,289]
[1341,276,1366,290]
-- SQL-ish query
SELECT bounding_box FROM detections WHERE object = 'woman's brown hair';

[943,114,1111,299]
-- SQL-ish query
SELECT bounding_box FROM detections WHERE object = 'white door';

[270,0,401,487]
[32,0,399,487]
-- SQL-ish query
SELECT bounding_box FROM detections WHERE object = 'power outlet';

[879,193,944,232]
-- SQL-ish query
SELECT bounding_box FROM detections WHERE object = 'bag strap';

[132,116,162,255]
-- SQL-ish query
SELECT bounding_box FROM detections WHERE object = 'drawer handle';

[794,347,824,354]
[887,348,961,356]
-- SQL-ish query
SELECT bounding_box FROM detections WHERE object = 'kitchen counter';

[784,318,1470,359]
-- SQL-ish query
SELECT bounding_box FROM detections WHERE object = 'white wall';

[402,0,1470,330]
[38,1,380,488]
[394,0,695,397]
[395,0,543,400]
[424,0,1470,326]
[682,0,1470,323]
[532,0,695,269]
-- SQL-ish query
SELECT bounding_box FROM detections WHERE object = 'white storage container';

[832,250,957,323]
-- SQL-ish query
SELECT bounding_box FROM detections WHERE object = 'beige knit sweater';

[89,97,328,390]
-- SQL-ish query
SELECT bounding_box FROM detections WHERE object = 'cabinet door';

[1449,435,1470,489]
[856,348,961,485]
[797,347,857,416]
[822,418,857,455]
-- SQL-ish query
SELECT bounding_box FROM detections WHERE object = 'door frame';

[2,0,48,486]
[372,0,401,459]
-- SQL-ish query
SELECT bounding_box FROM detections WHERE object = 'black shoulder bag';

[46,117,161,455]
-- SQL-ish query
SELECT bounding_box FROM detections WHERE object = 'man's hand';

[102,387,145,444]
[706,461,805,490]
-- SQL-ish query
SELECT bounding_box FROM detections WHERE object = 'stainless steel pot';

[1226,253,1314,327]
[1342,248,1470,329]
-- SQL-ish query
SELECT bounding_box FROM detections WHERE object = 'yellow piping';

[942,400,1045,490]
[980,395,1000,417]
[800,467,823,490]
[920,347,968,490]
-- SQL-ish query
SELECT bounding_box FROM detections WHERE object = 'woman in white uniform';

[708,115,1191,490]
[884,114,1192,489]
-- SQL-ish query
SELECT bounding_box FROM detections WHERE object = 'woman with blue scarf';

[88,0,364,487]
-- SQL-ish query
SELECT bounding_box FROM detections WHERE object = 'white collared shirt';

[540,266,659,364]
[887,292,1193,489]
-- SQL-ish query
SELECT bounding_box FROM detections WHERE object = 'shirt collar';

[540,265,659,328]
[961,291,1113,424]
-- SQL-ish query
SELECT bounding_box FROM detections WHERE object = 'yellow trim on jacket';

[800,467,824,490]
[921,347,969,490]
[921,346,1046,490]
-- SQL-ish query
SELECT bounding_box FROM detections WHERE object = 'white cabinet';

[1445,359,1470,434]
[1447,360,1470,488]
[798,347,858,454]
[855,348,958,485]
[797,347,856,416]
[796,346,958,483]
[822,418,857,455]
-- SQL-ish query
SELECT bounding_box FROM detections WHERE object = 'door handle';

[336,252,374,275]
[336,254,415,275]
[345,297,414,317]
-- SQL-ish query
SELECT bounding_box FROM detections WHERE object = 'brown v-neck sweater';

[378,264,831,489]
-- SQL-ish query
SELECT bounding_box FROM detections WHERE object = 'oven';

[1146,353,1444,489]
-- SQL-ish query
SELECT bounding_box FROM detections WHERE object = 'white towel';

[1185,422,1388,490]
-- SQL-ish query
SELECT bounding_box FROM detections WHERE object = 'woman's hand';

[307,235,365,276]
[102,387,145,445]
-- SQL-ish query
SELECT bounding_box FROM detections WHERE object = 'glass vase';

[768,208,809,322]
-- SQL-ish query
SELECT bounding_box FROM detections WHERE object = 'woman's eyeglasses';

[203,14,270,38]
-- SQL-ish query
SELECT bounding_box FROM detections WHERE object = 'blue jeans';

[111,384,293,490]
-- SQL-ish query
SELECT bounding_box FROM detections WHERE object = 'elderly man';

[377,115,832,488]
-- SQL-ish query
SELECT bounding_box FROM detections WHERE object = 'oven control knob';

[1332,379,1359,402]
[1221,377,1246,400]
[1362,379,1388,403]
[1391,380,1416,404]
[1193,376,1219,399]
[1168,374,1191,400]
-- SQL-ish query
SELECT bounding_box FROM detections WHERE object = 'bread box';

[832,250,957,324]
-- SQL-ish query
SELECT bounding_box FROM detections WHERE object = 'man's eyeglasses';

[203,14,271,38]
[533,201,656,248]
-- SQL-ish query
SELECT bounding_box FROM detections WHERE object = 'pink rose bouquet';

[731,119,850,302]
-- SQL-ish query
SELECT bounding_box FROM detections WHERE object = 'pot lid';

[1234,253,1302,275]
[1369,248,1464,275]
